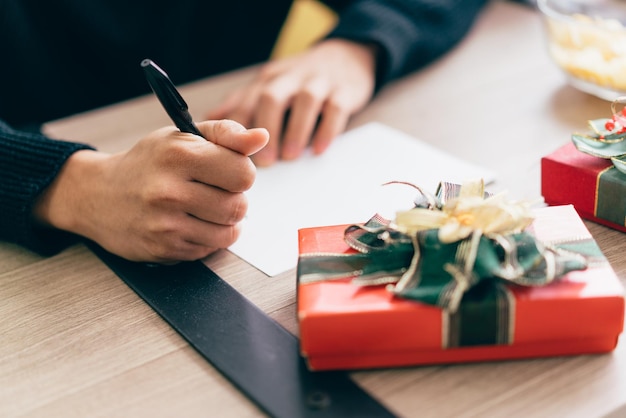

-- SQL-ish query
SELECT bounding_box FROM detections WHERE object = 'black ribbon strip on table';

[88,242,396,418]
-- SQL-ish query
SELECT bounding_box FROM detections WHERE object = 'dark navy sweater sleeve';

[0,120,95,255]
[323,0,489,89]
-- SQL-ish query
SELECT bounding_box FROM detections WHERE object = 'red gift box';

[541,142,626,233]
[296,205,625,371]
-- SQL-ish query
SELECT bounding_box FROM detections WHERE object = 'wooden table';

[2,2,625,417]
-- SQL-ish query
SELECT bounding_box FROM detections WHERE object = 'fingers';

[197,119,269,157]
[310,91,352,155]
[158,178,249,226]
[131,172,250,262]
[251,74,302,166]
[211,75,334,167]
[280,76,331,160]
[204,39,377,166]
[134,212,245,263]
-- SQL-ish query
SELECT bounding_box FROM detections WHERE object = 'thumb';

[198,119,269,156]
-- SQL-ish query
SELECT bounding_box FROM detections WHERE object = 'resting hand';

[34,120,269,263]
[206,39,377,166]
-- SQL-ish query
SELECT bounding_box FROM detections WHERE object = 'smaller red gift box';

[296,205,625,371]
[541,142,626,233]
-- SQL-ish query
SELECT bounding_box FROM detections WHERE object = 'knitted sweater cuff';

[0,121,95,255]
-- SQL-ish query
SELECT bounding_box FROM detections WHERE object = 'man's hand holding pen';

[34,120,268,263]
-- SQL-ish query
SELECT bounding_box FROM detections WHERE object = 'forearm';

[0,120,95,255]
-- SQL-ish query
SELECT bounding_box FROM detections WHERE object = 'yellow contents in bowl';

[546,14,626,92]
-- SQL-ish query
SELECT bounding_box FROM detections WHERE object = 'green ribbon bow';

[572,118,626,174]
[298,182,589,314]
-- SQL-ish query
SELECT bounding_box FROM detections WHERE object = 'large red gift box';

[296,205,625,371]
[541,142,626,233]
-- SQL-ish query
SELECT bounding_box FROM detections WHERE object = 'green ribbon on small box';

[298,180,589,348]
[571,96,626,175]
[571,98,626,226]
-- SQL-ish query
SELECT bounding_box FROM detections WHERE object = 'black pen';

[141,58,205,138]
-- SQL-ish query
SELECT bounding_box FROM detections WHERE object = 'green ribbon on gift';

[297,181,590,348]
[596,166,626,228]
[571,116,626,227]
[572,117,626,174]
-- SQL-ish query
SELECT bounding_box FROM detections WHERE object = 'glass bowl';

[538,0,626,101]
